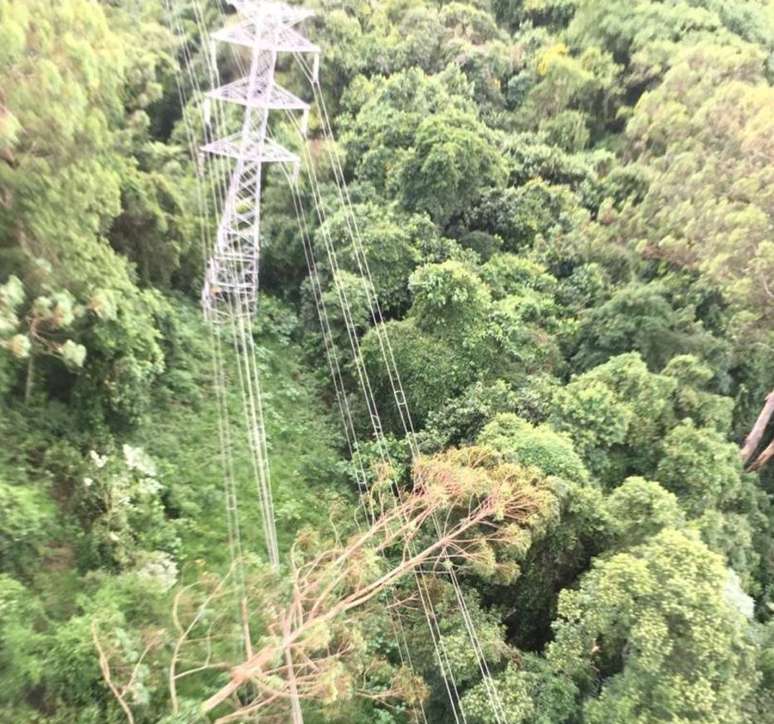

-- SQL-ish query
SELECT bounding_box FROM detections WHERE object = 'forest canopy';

[1,0,773,722]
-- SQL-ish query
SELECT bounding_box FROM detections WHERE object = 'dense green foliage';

[1,0,773,721]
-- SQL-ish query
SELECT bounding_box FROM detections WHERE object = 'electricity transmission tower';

[170,2,503,720]
[202,0,317,322]
[201,0,319,572]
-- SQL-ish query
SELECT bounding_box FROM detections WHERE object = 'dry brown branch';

[92,622,136,724]
[169,564,236,714]
[92,622,159,724]
[201,449,552,719]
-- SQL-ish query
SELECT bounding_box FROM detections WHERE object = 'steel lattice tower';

[202,0,318,322]
[195,7,500,722]
[201,1,319,573]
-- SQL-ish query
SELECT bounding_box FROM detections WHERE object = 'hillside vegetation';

[1,0,774,721]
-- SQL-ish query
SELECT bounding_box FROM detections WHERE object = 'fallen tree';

[94,447,557,722]
[200,447,556,721]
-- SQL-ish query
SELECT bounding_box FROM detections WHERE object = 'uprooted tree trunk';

[196,448,552,722]
[93,448,553,723]
[741,390,774,471]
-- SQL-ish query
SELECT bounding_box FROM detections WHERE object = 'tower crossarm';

[212,22,319,53]
[202,134,299,164]
[230,0,314,27]
[207,76,309,112]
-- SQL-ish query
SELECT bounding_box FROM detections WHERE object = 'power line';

[170,1,505,720]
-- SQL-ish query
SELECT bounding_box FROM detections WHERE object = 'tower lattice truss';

[202,0,318,322]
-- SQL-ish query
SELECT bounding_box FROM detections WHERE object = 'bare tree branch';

[92,622,136,724]
[200,450,550,719]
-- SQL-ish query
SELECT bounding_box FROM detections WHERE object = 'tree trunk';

[741,390,774,466]
[24,352,34,404]
[748,438,774,472]
[283,614,304,724]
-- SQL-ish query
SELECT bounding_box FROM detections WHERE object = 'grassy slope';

[137,297,352,574]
